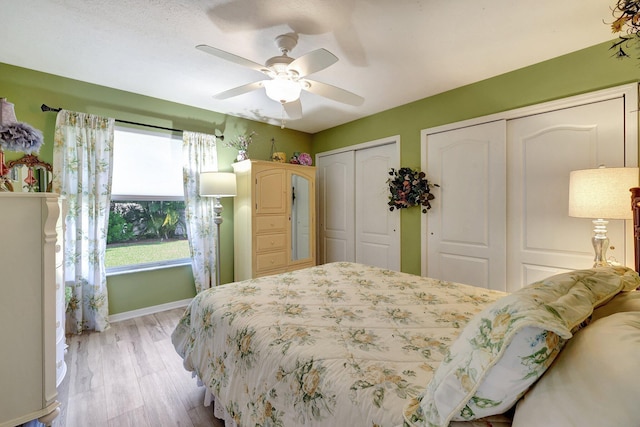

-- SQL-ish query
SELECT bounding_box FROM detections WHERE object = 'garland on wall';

[610,0,640,58]
[387,167,439,213]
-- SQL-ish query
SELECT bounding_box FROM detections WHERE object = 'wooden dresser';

[0,193,62,427]
[232,160,316,281]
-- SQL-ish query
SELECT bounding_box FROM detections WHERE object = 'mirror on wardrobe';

[6,154,53,192]
[291,173,311,261]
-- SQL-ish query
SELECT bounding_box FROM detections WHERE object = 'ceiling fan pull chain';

[281,104,286,129]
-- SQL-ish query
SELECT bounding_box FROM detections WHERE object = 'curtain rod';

[40,104,224,140]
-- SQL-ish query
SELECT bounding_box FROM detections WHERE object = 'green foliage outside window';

[106,200,190,269]
[107,200,187,244]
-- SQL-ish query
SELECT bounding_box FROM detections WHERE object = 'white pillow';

[513,311,640,427]
[591,290,640,321]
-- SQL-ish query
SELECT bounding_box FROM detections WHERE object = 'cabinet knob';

[55,244,61,253]
[56,321,61,328]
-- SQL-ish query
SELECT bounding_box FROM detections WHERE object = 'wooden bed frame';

[631,187,640,273]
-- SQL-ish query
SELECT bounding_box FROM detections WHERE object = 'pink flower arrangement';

[290,152,312,166]
[298,153,312,166]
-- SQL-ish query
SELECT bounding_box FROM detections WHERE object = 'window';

[106,127,190,273]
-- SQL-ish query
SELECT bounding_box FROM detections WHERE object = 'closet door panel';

[317,151,355,263]
[355,143,400,271]
[427,121,507,291]
[507,98,626,290]
[318,140,400,269]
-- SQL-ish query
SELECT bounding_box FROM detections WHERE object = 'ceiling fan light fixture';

[199,33,362,116]
[263,78,302,104]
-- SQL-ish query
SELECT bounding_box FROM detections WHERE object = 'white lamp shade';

[568,167,639,219]
[0,98,17,125]
[263,78,302,103]
[199,171,237,197]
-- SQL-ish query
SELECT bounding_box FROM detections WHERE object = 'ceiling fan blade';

[213,81,264,100]
[302,80,364,106]
[196,44,266,73]
[288,48,338,78]
[283,99,302,119]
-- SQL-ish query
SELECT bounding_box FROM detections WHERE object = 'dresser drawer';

[55,284,64,327]
[255,215,287,233]
[256,251,287,272]
[55,333,67,387]
[256,233,286,252]
[55,238,63,269]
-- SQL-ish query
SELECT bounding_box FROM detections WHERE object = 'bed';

[172,262,509,426]
[172,258,640,427]
[172,187,640,427]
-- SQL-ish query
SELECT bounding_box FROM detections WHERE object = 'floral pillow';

[402,266,640,427]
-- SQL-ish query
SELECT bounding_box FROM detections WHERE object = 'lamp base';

[591,218,610,268]
[213,197,223,286]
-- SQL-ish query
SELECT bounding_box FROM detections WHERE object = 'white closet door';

[317,151,355,263]
[507,98,627,291]
[355,143,400,270]
[427,121,507,291]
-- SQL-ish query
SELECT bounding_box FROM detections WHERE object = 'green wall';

[3,37,640,313]
[312,39,640,276]
[0,62,312,314]
[107,266,196,314]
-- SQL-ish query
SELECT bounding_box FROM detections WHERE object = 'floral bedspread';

[171,262,506,427]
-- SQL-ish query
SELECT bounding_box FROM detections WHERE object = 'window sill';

[106,259,191,277]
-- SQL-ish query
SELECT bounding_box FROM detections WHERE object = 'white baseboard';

[109,298,192,323]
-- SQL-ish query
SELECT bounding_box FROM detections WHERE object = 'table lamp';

[568,166,639,267]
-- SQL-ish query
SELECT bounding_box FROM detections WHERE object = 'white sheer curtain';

[52,110,115,333]
[182,131,218,292]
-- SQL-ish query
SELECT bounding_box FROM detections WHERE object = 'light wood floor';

[53,308,224,427]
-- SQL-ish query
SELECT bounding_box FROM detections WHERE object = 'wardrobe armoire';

[232,160,316,281]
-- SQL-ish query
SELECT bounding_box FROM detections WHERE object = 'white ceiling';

[2,0,618,134]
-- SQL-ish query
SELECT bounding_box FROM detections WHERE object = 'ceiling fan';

[196,33,364,120]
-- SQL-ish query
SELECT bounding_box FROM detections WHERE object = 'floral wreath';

[387,167,439,213]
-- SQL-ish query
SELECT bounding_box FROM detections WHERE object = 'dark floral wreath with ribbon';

[387,167,439,213]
